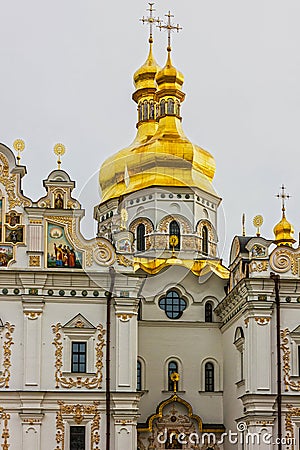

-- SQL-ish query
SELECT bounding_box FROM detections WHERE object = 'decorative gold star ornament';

[54,143,66,170]
[13,139,25,165]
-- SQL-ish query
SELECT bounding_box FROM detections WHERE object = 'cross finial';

[158,10,182,52]
[276,184,290,214]
[140,3,160,44]
[13,139,25,165]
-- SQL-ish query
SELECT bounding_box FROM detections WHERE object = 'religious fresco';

[47,223,83,269]
[0,245,14,267]
[5,225,24,244]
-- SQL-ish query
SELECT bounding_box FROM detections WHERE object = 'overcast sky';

[1,0,300,262]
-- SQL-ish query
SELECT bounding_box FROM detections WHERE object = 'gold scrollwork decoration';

[0,153,31,208]
[52,323,105,389]
[281,329,300,392]
[0,322,15,389]
[117,254,134,267]
[1,411,10,450]
[250,260,268,273]
[55,401,100,450]
[285,404,300,450]
[254,317,271,325]
[24,312,42,320]
[117,314,133,322]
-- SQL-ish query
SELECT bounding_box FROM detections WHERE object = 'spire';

[273,185,295,246]
[132,3,161,134]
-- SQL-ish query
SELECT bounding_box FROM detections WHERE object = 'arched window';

[234,327,245,381]
[168,360,178,391]
[167,98,175,114]
[137,360,142,391]
[143,101,148,121]
[205,302,213,322]
[138,103,142,122]
[169,220,180,250]
[205,362,214,392]
[136,223,146,252]
[160,99,166,117]
[202,225,208,255]
[149,101,155,119]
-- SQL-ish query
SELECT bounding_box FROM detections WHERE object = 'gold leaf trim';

[52,323,105,389]
[0,153,31,209]
[55,401,100,450]
[0,322,15,388]
[1,410,10,450]
[281,328,300,392]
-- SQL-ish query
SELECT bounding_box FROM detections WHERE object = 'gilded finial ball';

[54,143,66,156]
[13,139,25,152]
[253,215,263,228]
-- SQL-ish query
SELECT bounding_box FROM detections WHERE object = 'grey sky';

[1,0,300,262]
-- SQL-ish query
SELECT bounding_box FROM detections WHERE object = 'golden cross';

[276,184,290,213]
[158,11,182,51]
[140,3,160,44]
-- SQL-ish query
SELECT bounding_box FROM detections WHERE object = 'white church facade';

[0,4,300,450]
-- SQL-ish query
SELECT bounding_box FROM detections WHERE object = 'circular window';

[159,290,187,319]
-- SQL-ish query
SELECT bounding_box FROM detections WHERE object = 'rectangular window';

[70,426,85,450]
[71,342,86,373]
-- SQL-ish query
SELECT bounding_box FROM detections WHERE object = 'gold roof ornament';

[13,139,25,165]
[170,372,180,393]
[99,9,217,203]
[242,213,246,237]
[273,185,295,247]
[253,215,263,237]
[54,143,66,170]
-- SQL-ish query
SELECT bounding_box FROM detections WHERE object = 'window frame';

[71,341,87,374]
[205,362,215,392]
[70,425,86,450]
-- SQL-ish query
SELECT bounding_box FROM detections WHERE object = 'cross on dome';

[140,3,160,44]
[158,10,182,51]
[276,184,290,213]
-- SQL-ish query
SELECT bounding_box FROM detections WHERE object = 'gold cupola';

[273,186,295,247]
[99,11,217,204]
[273,209,295,247]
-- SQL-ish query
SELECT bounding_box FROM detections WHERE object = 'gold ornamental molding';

[0,322,15,389]
[55,401,100,450]
[117,314,133,322]
[250,260,268,273]
[255,317,271,325]
[0,409,10,450]
[29,255,41,267]
[52,323,105,389]
[281,328,300,392]
[24,311,42,320]
[0,153,31,209]
[285,404,300,450]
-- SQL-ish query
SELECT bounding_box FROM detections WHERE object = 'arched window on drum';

[136,223,146,252]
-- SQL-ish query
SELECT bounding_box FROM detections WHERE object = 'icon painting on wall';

[0,246,14,267]
[47,223,83,269]
[5,226,24,244]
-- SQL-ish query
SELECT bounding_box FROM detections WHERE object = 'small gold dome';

[132,43,161,100]
[155,51,185,98]
[273,209,295,246]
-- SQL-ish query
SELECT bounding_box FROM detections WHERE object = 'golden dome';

[132,42,161,101]
[273,209,295,246]
[99,48,217,203]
